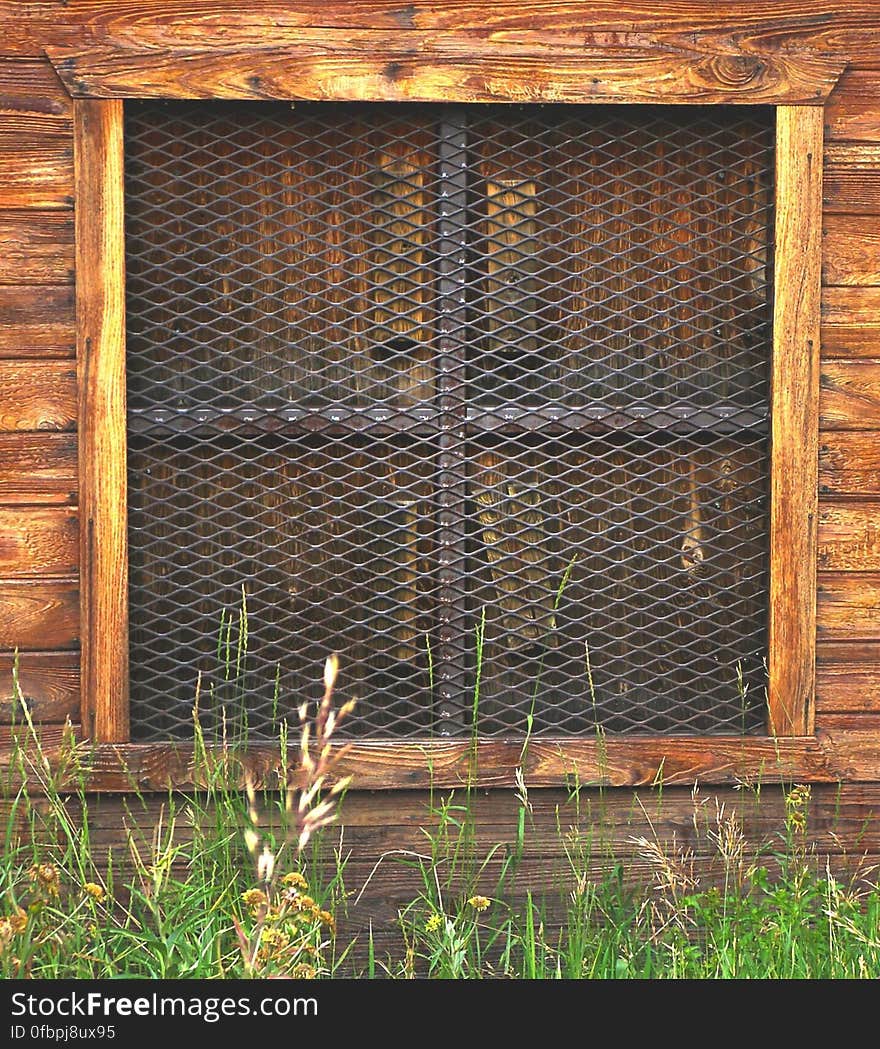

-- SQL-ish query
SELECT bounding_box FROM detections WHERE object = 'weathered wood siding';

[0,49,78,728]
[2,0,880,955]
[819,59,880,738]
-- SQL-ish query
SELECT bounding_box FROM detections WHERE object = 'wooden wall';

[819,62,880,735]
[0,50,79,732]
[2,1,880,958]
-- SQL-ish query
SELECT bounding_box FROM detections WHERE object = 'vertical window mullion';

[433,109,472,732]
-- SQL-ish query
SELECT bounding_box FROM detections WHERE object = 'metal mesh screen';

[125,100,774,741]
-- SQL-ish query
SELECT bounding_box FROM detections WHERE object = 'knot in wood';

[703,54,765,88]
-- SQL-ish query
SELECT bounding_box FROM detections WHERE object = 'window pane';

[125,101,772,740]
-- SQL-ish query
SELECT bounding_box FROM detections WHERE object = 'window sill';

[1,729,863,791]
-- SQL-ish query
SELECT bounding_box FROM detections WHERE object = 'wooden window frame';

[68,78,829,790]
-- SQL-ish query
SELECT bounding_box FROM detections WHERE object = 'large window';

[123,100,774,741]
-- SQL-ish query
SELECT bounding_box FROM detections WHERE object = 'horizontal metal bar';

[128,403,768,438]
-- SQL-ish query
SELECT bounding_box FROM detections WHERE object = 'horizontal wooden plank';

[4,5,880,71]
[817,572,880,640]
[818,502,880,569]
[821,287,880,358]
[12,724,880,789]
[0,361,76,432]
[821,327,880,359]
[44,27,844,104]
[0,723,79,748]
[0,578,79,650]
[819,361,880,429]
[816,641,880,715]
[0,211,73,285]
[0,58,72,133]
[0,506,77,576]
[826,68,880,143]
[77,781,880,857]
[818,707,880,725]
[824,144,880,213]
[0,651,78,722]
[0,432,76,505]
[822,286,880,327]
[10,2,880,62]
[0,134,73,209]
[817,639,880,664]
[14,1,880,33]
[820,431,880,495]
[823,214,880,286]
[0,285,74,358]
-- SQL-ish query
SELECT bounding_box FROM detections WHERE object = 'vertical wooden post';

[767,105,823,736]
[74,99,130,742]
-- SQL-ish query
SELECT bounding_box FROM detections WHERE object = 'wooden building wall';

[2,2,880,960]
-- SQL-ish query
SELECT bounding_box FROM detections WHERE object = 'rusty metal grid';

[124,100,774,741]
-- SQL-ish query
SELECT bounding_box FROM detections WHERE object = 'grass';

[2,654,880,978]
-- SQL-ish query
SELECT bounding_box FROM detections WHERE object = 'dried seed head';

[257,846,275,884]
[324,654,339,693]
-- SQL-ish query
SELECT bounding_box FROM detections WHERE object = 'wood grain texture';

[74,99,128,743]
[0,59,72,134]
[0,361,76,432]
[823,214,880,286]
[826,68,880,143]
[0,723,79,748]
[0,507,77,576]
[0,579,78,650]
[10,725,880,789]
[6,2,880,67]
[818,502,880,569]
[0,285,74,358]
[8,0,879,33]
[822,287,880,358]
[816,642,880,712]
[0,433,77,505]
[824,144,880,212]
[73,782,880,857]
[0,211,73,285]
[45,29,843,105]
[817,572,880,640]
[768,106,822,737]
[14,1,880,64]
[820,361,880,429]
[823,286,880,326]
[820,431,880,496]
[0,735,846,791]
[0,651,79,722]
[0,135,73,209]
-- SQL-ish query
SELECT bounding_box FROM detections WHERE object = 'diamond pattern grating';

[124,100,774,741]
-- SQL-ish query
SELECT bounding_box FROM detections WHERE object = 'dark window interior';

[124,101,774,741]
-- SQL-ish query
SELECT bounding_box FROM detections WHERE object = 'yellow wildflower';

[8,908,27,935]
[317,909,336,933]
[29,864,60,897]
[259,927,289,948]
[290,963,317,979]
[0,919,12,950]
[282,871,308,890]
[241,888,267,911]
[83,882,105,903]
[467,895,490,912]
[425,913,443,933]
